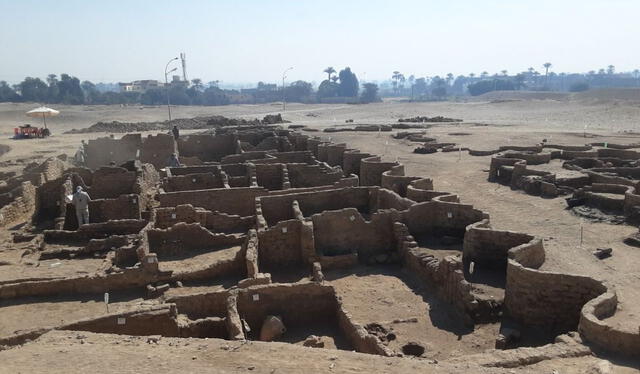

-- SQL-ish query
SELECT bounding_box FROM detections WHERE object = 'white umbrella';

[26,106,59,129]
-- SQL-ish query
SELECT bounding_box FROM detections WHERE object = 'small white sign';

[171,213,176,219]
[252,294,260,301]
[147,257,156,263]
[132,198,137,204]
[349,215,355,221]
[282,227,287,233]
[192,178,196,183]
[447,212,453,218]
[117,317,126,325]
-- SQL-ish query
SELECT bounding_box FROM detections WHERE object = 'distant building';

[118,80,163,93]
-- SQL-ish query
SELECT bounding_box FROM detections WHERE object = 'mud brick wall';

[90,167,137,198]
[221,151,273,164]
[326,144,347,167]
[502,151,551,165]
[488,157,520,181]
[374,188,414,211]
[257,219,304,270]
[258,187,372,226]
[505,260,607,332]
[62,306,181,337]
[0,182,36,227]
[159,187,267,217]
[177,134,239,162]
[597,148,640,160]
[580,291,640,357]
[403,200,486,237]
[381,167,421,197]
[342,150,371,176]
[147,222,244,258]
[312,208,394,259]
[167,165,221,176]
[89,194,141,223]
[86,134,141,169]
[463,220,535,270]
[166,290,230,319]
[360,156,399,186]
[271,151,315,164]
[287,164,344,188]
[139,133,177,170]
[154,204,254,233]
[163,172,225,192]
[255,163,285,191]
[236,283,338,334]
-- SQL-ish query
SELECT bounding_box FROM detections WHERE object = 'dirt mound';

[472,90,570,102]
[573,88,640,102]
[398,116,461,123]
[65,114,286,134]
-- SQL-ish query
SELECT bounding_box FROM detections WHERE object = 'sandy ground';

[1,97,640,372]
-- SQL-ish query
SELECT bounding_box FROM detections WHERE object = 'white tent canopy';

[26,106,59,129]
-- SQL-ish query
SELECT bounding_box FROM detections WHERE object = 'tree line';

[0,67,380,106]
[386,63,640,99]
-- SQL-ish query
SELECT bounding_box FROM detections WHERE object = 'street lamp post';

[282,67,293,111]
[165,57,179,122]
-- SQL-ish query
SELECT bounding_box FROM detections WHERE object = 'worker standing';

[167,153,181,168]
[72,186,91,228]
[172,125,180,140]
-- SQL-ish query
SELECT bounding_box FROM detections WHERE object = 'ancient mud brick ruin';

[0,126,637,362]
[485,142,640,224]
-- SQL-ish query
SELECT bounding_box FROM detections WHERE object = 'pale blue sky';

[1,0,638,85]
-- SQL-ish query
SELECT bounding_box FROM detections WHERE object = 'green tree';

[338,67,359,97]
[317,80,339,99]
[285,80,313,102]
[360,83,379,103]
[191,78,203,91]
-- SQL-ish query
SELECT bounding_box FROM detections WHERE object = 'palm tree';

[469,73,475,80]
[446,73,454,85]
[480,71,489,79]
[501,70,508,77]
[607,65,615,75]
[323,67,336,82]
[392,71,401,94]
[634,69,640,86]
[330,76,339,83]
[543,63,552,86]
[191,78,203,91]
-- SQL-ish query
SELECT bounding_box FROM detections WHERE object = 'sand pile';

[65,114,285,134]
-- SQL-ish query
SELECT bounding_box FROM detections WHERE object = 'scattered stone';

[303,335,325,348]
[593,247,612,259]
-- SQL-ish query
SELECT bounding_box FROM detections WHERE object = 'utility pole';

[165,57,179,122]
[282,67,293,111]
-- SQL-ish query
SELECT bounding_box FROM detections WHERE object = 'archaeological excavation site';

[0,118,639,373]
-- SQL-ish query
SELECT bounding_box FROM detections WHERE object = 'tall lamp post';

[165,57,179,121]
[282,66,293,111]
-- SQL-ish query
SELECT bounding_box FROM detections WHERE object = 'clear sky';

[1,0,638,85]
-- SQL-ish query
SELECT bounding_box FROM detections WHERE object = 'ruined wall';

[86,134,141,169]
[342,150,372,176]
[258,187,372,226]
[325,143,347,167]
[360,156,399,186]
[177,134,239,162]
[287,163,344,188]
[139,133,177,169]
[235,283,338,335]
[271,151,315,165]
[0,182,36,227]
[147,222,244,258]
[159,187,267,217]
[403,199,486,237]
[257,219,305,270]
[154,204,254,233]
[90,167,137,198]
[463,220,535,269]
[163,172,226,192]
[255,163,285,191]
[312,208,394,259]
[221,151,274,164]
[381,165,421,197]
